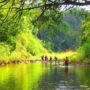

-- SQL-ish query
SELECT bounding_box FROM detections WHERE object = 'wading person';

[45,56,48,63]
[64,57,69,66]
[50,56,52,64]
[41,55,44,62]
[55,57,58,65]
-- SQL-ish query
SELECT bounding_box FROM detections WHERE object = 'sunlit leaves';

[81,19,90,44]
[79,11,90,60]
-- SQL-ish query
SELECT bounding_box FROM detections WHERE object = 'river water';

[0,62,90,90]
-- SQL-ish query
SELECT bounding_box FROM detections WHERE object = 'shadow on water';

[0,63,90,90]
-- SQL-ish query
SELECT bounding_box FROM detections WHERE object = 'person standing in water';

[45,56,48,63]
[55,57,58,65]
[50,56,52,66]
[64,57,69,66]
[41,55,44,62]
[50,56,52,63]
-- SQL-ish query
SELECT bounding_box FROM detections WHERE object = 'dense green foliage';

[0,8,48,61]
[77,12,90,61]
[36,8,89,53]
[37,9,80,52]
[0,2,90,62]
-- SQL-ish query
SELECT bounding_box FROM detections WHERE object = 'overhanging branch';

[0,0,90,10]
[0,0,90,25]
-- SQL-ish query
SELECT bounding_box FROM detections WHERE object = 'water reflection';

[0,63,90,90]
[64,67,69,78]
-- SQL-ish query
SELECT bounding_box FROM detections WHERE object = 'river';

[0,62,90,90]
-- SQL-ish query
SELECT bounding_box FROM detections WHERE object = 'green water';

[0,63,90,90]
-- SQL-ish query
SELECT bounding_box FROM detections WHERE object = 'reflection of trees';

[76,67,90,87]
[0,64,89,90]
[64,67,68,78]
[37,65,81,90]
[38,66,60,90]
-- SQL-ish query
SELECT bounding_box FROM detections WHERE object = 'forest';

[0,1,90,90]
[0,0,90,64]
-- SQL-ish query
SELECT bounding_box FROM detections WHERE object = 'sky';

[81,5,90,11]
[60,5,90,12]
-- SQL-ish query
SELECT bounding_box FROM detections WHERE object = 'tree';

[0,0,90,23]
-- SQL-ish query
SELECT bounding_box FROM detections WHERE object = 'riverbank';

[0,59,90,67]
[0,51,89,67]
[0,60,37,66]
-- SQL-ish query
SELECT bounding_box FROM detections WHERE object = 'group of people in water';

[0,55,69,66]
[41,55,69,66]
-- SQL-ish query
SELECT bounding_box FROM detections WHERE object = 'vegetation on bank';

[0,6,90,63]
